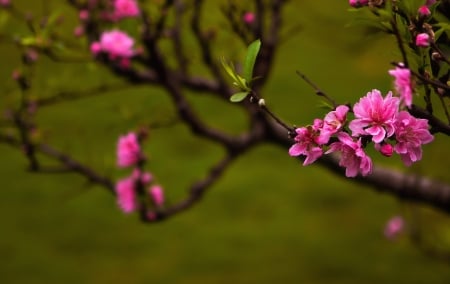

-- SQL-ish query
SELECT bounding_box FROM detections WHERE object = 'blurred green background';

[1,1,450,283]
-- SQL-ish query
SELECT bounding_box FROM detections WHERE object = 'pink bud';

[243,12,255,24]
[90,41,102,55]
[0,0,10,7]
[384,216,405,240]
[79,10,89,21]
[415,33,430,47]
[149,185,164,207]
[74,26,84,37]
[418,5,431,17]
[376,143,394,157]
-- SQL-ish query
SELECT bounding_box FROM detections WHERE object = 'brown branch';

[0,133,115,192]
[148,153,236,221]
[268,122,450,214]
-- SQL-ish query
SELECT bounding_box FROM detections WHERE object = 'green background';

[1,1,450,283]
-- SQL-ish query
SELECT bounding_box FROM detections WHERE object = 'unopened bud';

[258,98,265,107]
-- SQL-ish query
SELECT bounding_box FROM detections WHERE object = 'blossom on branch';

[326,132,373,177]
[112,0,140,20]
[116,176,137,213]
[393,111,434,166]
[318,105,349,144]
[91,29,135,59]
[289,120,324,165]
[349,89,399,143]
[149,185,165,207]
[117,132,141,168]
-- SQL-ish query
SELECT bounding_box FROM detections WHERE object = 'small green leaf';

[243,39,261,84]
[230,92,249,103]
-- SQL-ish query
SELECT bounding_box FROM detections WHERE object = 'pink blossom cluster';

[91,29,135,60]
[115,132,165,214]
[289,89,433,177]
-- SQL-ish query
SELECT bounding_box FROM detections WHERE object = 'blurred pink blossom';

[149,185,165,207]
[388,65,413,108]
[384,216,404,239]
[117,132,141,167]
[113,0,140,20]
[116,176,136,213]
[79,9,89,21]
[418,5,431,16]
[91,29,135,59]
[243,12,255,24]
[415,33,430,47]
[0,0,10,7]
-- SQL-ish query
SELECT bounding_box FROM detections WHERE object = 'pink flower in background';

[113,0,140,20]
[394,111,433,166]
[384,216,404,240]
[243,12,255,24]
[349,0,369,7]
[79,9,89,21]
[132,169,153,184]
[289,126,323,165]
[74,26,84,37]
[91,30,135,59]
[116,177,136,213]
[0,0,10,7]
[117,132,141,167]
[388,65,413,108]
[349,89,399,143]
[426,0,436,6]
[415,33,430,47]
[326,132,372,177]
[318,105,349,144]
[418,5,431,16]
[149,185,165,207]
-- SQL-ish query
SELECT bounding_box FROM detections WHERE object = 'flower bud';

[415,33,430,47]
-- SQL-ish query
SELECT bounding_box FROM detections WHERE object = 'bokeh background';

[1,1,450,283]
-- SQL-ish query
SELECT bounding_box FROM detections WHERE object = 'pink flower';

[74,26,84,37]
[93,29,135,59]
[289,125,323,165]
[113,0,140,20]
[393,111,433,166]
[132,169,153,184]
[349,0,369,7]
[326,132,373,177]
[149,185,164,207]
[243,12,255,24]
[116,177,137,213]
[90,42,102,55]
[415,33,430,47]
[318,105,349,144]
[79,9,89,21]
[388,65,413,108]
[426,0,436,6]
[117,132,141,167]
[418,5,431,16]
[0,0,10,7]
[349,89,399,143]
[384,216,404,240]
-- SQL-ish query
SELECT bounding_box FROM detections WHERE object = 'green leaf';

[243,39,261,84]
[229,92,249,103]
